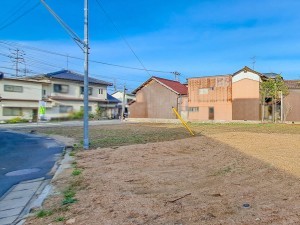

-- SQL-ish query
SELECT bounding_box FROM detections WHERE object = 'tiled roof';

[153,77,188,95]
[132,76,188,95]
[107,94,121,103]
[284,80,300,89]
[262,73,279,78]
[45,70,112,86]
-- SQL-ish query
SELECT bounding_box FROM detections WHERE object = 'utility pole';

[10,49,25,77]
[113,79,117,92]
[66,54,69,70]
[40,0,90,149]
[280,91,283,123]
[121,85,126,121]
[83,0,89,149]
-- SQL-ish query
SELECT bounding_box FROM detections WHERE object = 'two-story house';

[0,74,48,122]
[32,70,113,120]
[188,67,268,121]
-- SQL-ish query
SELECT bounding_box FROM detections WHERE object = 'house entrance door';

[32,109,38,122]
[209,107,214,120]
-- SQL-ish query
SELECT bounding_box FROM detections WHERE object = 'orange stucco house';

[188,66,265,121]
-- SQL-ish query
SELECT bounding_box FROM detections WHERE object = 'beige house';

[0,76,48,122]
[33,70,113,120]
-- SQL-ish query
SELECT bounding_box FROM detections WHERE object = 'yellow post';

[172,107,195,136]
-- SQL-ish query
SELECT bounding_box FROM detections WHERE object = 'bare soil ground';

[24,123,300,225]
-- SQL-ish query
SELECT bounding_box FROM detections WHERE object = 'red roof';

[132,76,188,95]
[153,77,188,95]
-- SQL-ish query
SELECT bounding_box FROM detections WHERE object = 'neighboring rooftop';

[41,70,113,86]
[107,94,121,103]
[262,73,280,78]
[132,76,188,95]
[284,80,300,89]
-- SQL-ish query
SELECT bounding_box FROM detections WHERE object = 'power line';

[94,0,151,77]
[0,40,173,74]
[0,2,40,31]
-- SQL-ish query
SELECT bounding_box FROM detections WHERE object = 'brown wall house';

[129,77,188,119]
[284,80,300,122]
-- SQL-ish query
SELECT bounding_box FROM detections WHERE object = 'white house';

[111,91,136,116]
[0,75,48,122]
[0,70,114,121]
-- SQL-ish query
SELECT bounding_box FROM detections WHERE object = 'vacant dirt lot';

[25,123,300,225]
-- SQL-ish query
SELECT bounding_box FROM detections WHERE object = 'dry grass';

[23,122,300,225]
[17,122,300,149]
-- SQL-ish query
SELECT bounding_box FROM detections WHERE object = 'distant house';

[31,70,113,120]
[111,91,136,117]
[284,80,300,122]
[98,94,121,119]
[0,75,48,122]
[129,76,188,119]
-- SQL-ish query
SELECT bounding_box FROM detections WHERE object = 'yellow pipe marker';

[172,107,195,136]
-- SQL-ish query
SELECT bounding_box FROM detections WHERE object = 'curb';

[0,146,74,225]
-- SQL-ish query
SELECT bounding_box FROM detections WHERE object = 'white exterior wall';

[0,77,110,121]
[46,100,99,119]
[45,80,107,100]
[0,79,44,121]
[41,79,108,119]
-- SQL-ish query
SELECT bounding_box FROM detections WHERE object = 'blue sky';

[1,0,300,92]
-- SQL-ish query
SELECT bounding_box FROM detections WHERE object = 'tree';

[260,75,289,122]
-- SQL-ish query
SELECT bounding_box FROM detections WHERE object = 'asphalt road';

[0,130,64,198]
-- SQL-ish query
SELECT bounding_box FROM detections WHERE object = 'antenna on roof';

[251,56,256,70]
[172,71,181,81]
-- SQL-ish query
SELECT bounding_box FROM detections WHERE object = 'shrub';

[6,117,29,124]
[68,110,84,120]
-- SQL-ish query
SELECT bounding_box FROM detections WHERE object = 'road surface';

[0,130,64,198]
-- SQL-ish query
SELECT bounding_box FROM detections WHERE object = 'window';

[80,106,92,112]
[199,88,209,95]
[54,84,69,93]
[189,107,199,112]
[3,107,22,116]
[43,90,46,96]
[59,105,73,113]
[80,87,93,95]
[199,87,214,95]
[99,89,103,95]
[4,85,23,92]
